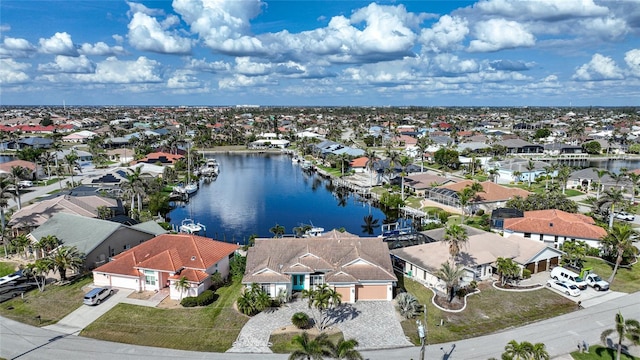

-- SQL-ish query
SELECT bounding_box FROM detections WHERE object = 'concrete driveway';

[43,287,134,335]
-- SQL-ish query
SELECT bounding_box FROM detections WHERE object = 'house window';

[144,270,156,286]
[124,244,130,250]
[310,274,324,288]
[261,284,271,296]
[524,233,531,238]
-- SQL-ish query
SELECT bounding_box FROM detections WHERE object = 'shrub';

[475,209,485,216]
[180,290,216,307]
[181,297,198,307]
[291,312,310,329]
[395,292,421,319]
[522,269,531,279]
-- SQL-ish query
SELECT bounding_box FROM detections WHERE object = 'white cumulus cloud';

[474,0,609,21]
[38,55,96,73]
[624,49,640,77]
[0,58,30,84]
[572,53,624,80]
[468,19,535,52]
[71,56,162,83]
[420,15,469,53]
[38,32,78,56]
[127,11,192,54]
[167,69,201,89]
[0,37,36,58]
[79,42,125,56]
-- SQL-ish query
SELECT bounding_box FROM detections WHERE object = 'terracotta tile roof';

[503,209,606,240]
[243,235,396,285]
[94,234,239,283]
[350,157,369,168]
[0,160,36,172]
[135,152,184,164]
[438,180,531,202]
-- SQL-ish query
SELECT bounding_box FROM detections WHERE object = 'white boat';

[179,219,206,234]
[303,226,325,237]
[200,158,219,176]
[185,183,198,195]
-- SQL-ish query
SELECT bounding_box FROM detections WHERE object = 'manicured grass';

[583,258,640,293]
[0,262,17,277]
[565,189,585,197]
[397,276,576,345]
[404,196,422,209]
[269,330,344,353]
[81,279,248,352]
[0,275,92,326]
[572,345,638,360]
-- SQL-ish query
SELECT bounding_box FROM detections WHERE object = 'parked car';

[614,212,635,221]
[546,280,581,297]
[18,180,33,188]
[550,266,588,290]
[83,287,113,305]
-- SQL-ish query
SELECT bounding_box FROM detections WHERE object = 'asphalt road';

[1,291,639,360]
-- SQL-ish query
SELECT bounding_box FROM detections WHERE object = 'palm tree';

[24,258,52,292]
[442,223,468,263]
[627,172,640,204]
[50,245,84,282]
[289,332,333,360]
[301,283,342,331]
[530,342,550,360]
[596,188,627,228]
[10,166,28,210]
[496,257,520,286]
[338,153,351,177]
[0,178,15,257]
[12,234,31,259]
[174,276,190,301]
[416,136,430,173]
[269,223,286,238]
[556,166,572,195]
[502,340,549,360]
[331,338,363,360]
[435,262,464,302]
[512,170,522,184]
[125,166,146,214]
[385,149,400,183]
[525,160,536,188]
[601,223,639,283]
[488,168,499,183]
[600,312,640,360]
[64,150,80,187]
[595,168,609,199]
[34,235,61,259]
[363,148,377,187]
[457,187,474,224]
[543,164,557,190]
[398,155,412,200]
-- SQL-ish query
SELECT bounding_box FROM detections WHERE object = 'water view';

[168,153,388,244]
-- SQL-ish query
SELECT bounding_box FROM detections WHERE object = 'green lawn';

[572,345,638,360]
[81,279,248,352]
[0,275,92,326]
[397,276,576,345]
[583,258,640,293]
[0,262,17,277]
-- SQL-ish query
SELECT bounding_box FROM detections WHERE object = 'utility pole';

[417,304,427,360]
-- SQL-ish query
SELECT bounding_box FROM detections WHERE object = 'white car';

[615,212,635,221]
[18,180,33,188]
[546,279,581,297]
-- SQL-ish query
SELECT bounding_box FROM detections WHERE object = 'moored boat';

[179,218,206,234]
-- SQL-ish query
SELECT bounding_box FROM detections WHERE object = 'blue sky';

[1,0,639,106]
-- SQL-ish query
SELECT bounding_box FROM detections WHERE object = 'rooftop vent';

[191,256,196,261]
[549,223,553,227]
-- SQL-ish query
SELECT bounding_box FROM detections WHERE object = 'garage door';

[549,257,559,267]
[355,284,387,301]
[538,260,547,272]
[334,287,351,303]
[526,263,535,273]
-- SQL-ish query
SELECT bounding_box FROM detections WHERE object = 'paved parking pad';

[227,300,411,353]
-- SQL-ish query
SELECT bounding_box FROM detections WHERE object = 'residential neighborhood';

[0,105,639,360]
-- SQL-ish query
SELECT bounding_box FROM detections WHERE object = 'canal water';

[168,153,388,244]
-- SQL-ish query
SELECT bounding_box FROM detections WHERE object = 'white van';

[550,267,587,290]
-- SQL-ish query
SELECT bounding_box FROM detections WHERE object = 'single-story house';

[0,160,43,180]
[501,139,544,154]
[135,152,184,165]
[93,234,239,300]
[62,130,97,143]
[404,173,457,197]
[491,158,553,184]
[248,139,290,149]
[503,209,607,249]
[28,213,167,270]
[568,168,631,193]
[8,195,121,235]
[426,180,531,214]
[390,226,563,292]
[242,230,397,303]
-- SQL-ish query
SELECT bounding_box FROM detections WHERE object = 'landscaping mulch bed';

[433,294,464,311]
[494,282,542,290]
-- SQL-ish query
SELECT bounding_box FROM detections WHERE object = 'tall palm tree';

[596,188,627,228]
[269,223,285,238]
[34,234,61,259]
[595,168,609,199]
[496,257,520,286]
[174,276,190,301]
[525,160,536,188]
[331,338,363,360]
[543,164,557,190]
[289,332,333,360]
[416,136,430,173]
[435,262,464,302]
[301,283,342,331]
[24,258,52,292]
[457,187,474,224]
[10,165,28,210]
[488,168,499,183]
[338,153,351,177]
[125,166,146,213]
[442,223,468,263]
[627,172,640,204]
[398,155,412,200]
[50,245,84,282]
[0,178,15,256]
[530,342,550,360]
[363,148,377,187]
[601,223,639,283]
[556,166,572,195]
[385,149,400,183]
[600,312,640,360]
[64,150,80,187]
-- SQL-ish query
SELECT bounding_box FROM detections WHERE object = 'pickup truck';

[583,273,609,291]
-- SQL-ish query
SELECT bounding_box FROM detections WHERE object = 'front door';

[292,274,305,291]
